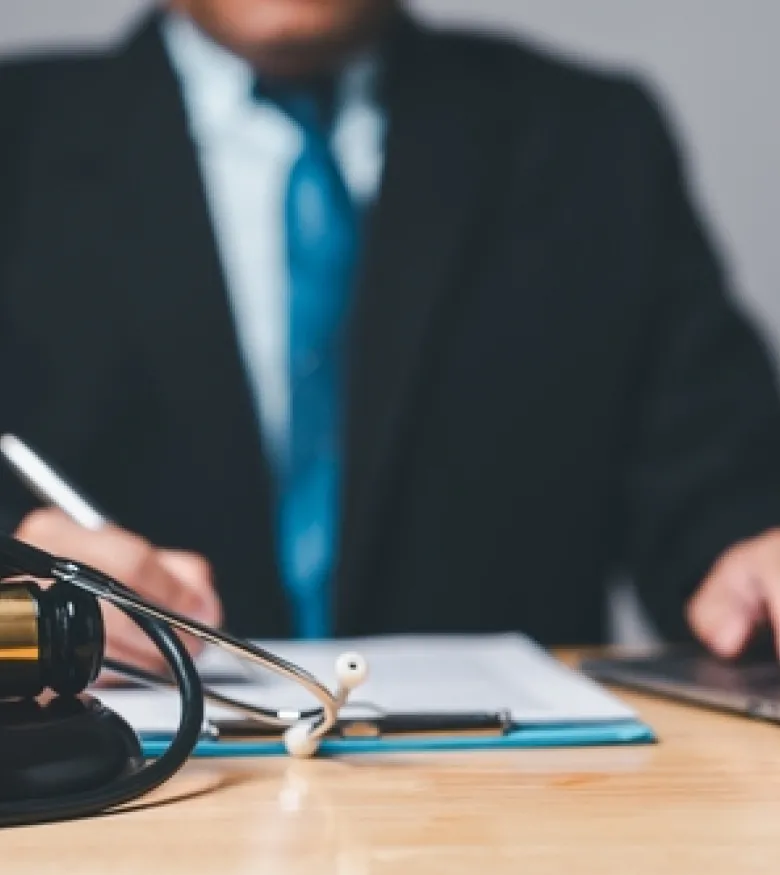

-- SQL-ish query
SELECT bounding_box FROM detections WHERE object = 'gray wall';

[2,1,777,645]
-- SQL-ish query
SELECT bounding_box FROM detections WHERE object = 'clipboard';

[139,717,656,758]
[96,633,658,758]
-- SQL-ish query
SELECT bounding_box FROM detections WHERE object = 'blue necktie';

[255,80,359,638]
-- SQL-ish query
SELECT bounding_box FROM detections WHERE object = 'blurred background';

[2,0,778,353]
[2,1,777,646]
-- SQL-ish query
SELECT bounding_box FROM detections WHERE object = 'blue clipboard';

[140,718,655,758]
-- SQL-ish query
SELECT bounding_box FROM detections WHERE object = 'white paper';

[94,633,636,736]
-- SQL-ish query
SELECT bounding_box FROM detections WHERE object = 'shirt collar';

[161,12,382,134]
[162,12,254,129]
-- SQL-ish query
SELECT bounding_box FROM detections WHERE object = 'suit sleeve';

[0,63,49,533]
[620,83,780,641]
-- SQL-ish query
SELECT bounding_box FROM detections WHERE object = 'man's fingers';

[16,508,123,560]
[128,550,205,618]
[17,509,173,597]
[16,508,218,618]
[100,602,167,672]
[157,549,221,625]
[687,569,760,658]
[99,601,209,680]
[14,507,222,669]
[688,530,780,660]
[155,550,210,583]
[751,568,780,660]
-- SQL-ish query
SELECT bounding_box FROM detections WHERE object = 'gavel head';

[0,580,104,700]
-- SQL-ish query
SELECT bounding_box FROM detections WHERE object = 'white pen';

[0,433,107,530]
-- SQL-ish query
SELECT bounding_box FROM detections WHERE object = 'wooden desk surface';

[4,652,780,874]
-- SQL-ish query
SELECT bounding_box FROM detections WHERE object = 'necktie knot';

[251,75,337,135]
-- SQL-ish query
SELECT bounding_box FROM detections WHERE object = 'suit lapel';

[111,19,291,629]
[336,20,511,629]
[19,16,290,632]
[105,20,266,475]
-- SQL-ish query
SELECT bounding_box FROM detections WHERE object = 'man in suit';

[2,0,780,672]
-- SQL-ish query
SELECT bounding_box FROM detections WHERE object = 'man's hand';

[687,528,780,658]
[15,508,222,674]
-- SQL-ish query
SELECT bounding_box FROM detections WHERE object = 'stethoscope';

[95,574,369,759]
[0,533,367,828]
[69,556,368,758]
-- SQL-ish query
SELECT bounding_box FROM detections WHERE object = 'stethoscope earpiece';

[335,652,369,691]
[283,651,370,757]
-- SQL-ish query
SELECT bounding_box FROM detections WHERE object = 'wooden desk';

[4,655,780,874]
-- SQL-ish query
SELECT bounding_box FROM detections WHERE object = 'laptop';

[580,633,780,723]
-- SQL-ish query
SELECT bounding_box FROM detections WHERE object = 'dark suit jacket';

[2,12,780,645]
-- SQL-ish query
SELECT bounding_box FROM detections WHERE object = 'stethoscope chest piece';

[0,695,143,804]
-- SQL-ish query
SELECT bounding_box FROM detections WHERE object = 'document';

[94,633,636,736]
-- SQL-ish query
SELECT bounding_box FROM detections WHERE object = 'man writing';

[2,0,780,670]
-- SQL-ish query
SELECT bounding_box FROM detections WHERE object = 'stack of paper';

[93,633,652,754]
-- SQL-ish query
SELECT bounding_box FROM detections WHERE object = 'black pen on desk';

[214,710,514,741]
[0,433,108,529]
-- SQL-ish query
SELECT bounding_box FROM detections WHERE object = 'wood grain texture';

[3,650,780,874]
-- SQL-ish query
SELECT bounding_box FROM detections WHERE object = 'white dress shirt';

[162,14,387,467]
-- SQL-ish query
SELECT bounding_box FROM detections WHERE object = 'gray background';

[1,1,777,644]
